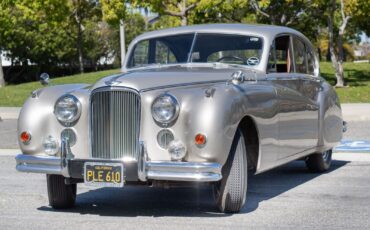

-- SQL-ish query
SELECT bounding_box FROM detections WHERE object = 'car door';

[291,36,320,152]
[267,35,318,159]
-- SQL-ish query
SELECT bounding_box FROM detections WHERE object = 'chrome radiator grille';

[90,88,140,160]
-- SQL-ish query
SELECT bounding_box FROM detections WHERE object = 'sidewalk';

[0,107,21,120]
[1,103,369,121]
[341,104,370,121]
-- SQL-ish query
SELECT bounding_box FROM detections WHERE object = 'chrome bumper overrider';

[144,161,222,182]
[16,138,72,177]
[15,154,67,175]
[137,142,222,182]
[15,140,222,182]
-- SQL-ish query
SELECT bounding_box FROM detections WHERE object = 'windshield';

[127,33,263,69]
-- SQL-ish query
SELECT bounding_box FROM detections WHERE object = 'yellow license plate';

[84,162,124,187]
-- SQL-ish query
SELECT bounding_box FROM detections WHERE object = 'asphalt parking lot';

[1,152,369,229]
[1,114,370,229]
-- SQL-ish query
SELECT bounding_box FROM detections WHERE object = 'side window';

[267,42,276,73]
[293,37,307,74]
[272,35,293,73]
[155,41,177,64]
[307,49,316,75]
[130,40,149,67]
[129,40,177,68]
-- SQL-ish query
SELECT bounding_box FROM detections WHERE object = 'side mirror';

[40,73,50,86]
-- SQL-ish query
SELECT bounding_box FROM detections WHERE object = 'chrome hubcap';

[322,150,330,161]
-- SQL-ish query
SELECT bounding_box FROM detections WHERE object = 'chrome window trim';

[126,32,265,71]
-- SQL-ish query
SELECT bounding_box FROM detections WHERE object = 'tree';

[0,0,75,80]
[327,0,345,87]
[69,0,101,73]
[100,1,147,65]
[0,55,4,87]
[195,0,252,23]
[100,0,127,26]
[248,0,307,26]
[131,0,200,26]
[351,0,370,35]
[325,0,361,87]
[0,0,115,84]
[195,0,319,42]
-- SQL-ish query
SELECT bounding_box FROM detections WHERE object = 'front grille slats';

[90,89,140,160]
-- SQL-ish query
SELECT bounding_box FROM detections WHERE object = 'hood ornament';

[105,79,122,86]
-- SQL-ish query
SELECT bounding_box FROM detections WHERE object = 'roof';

[133,23,307,43]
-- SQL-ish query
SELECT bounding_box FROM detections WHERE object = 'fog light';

[61,129,77,146]
[20,131,31,144]
[42,136,59,156]
[168,140,186,161]
[157,129,174,149]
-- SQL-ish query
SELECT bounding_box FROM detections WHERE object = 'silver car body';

[15,24,343,182]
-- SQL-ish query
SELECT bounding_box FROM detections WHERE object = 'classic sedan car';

[15,24,344,213]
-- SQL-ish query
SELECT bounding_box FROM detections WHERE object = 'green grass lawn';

[0,69,120,107]
[320,62,370,103]
[0,62,369,107]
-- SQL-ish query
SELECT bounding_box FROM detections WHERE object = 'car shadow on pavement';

[241,159,348,213]
[38,160,348,217]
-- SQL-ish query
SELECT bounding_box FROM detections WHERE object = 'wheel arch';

[238,115,260,173]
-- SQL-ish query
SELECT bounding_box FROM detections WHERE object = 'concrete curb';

[0,149,19,156]
[341,103,370,121]
[0,107,21,120]
[333,152,370,162]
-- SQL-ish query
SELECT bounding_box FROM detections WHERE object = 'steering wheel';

[216,56,245,63]
[246,57,260,66]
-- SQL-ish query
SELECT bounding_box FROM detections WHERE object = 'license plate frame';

[84,162,124,188]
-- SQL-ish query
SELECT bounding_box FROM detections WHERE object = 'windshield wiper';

[211,62,255,70]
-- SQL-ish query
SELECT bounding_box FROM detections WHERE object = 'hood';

[91,65,261,92]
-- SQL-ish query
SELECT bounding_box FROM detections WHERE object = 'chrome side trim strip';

[140,80,226,92]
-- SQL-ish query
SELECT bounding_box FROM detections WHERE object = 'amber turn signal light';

[195,133,206,146]
[20,131,31,144]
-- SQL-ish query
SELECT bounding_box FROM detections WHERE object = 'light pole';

[119,19,126,72]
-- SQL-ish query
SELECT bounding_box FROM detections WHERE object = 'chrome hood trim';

[91,66,261,92]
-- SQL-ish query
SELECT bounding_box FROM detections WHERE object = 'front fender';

[317,80,343,150]
[140,81,278,167]
[18,84,90,157]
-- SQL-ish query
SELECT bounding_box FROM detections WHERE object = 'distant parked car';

[15,24,345,213]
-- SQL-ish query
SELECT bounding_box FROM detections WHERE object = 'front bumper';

[15,139,222,182]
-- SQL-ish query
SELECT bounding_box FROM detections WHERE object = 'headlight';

[151,94,179,125]
[54,94,81,125]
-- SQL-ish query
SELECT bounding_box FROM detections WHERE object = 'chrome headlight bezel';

[151,93,180,126]
[54,94,82,126]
